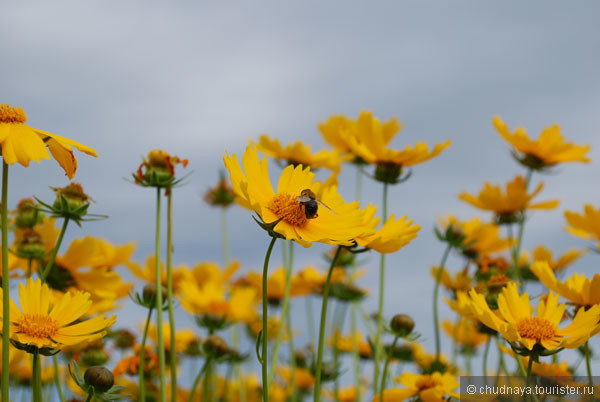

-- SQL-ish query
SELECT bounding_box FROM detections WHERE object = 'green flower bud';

[203,335,229,359]
[390,314,415,337]
[84,366,114,393]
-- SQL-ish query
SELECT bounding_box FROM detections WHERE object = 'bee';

[296,189,335,219]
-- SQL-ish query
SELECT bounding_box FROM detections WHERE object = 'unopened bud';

[84,366,114,393]
[203,335,229,358]
[390,314,415,337]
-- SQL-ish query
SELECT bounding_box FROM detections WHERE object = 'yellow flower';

[564,204,600,242]
[410,343,452,372]
[127,255,188,290]
[344,111,450,180]
[328,330,372,358]
[531,261,600,308]
[147,323,197,353]
[224,145,372,247]
[355,204,420,253]
[442,319,488,348]
[493,115,590,169]
[276,366,315,392]
[249,316,289,341]
[432,267,472,293]
[318,115,360,155]
[522,245,585,272]
[459,175,559,217]
[500,344,573,377]
[373,372,459,402]
[233,267,313,304]
[0,278,115,351]
[465,282,600,351]
[0,104,97,178]
[252,135,349,171]
[441,215,511,257]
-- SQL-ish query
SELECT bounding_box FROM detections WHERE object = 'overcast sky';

[3,0,600,390]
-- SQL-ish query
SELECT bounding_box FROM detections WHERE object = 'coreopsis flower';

[522,245,585,272]
[441,319,488,351]
[564,204,600,243]
[233,267,314,305]
[134,149,188,188]
[373,372,459,402]
[179,276,258,324]
[459,175,559,223]
[1,278,115,354]
[127,255,188,290]
[147,323,197,354]
[499,344,573,377]
[343,111,450,183]
[45,236,133,314]
[439,215,511,258]
[224,145,373,247]
[0,104,97,178]
[465,282,600,352]
[410,343,452,373]
[355,204,421,253]
[12,198,44,229]
[493,116,590,170]
[276,366,315,393]
[430,267,472,294]
[253,135,349,171]
[249,316,289,341]
[113,345,158,377]
[531,261,600,308]
[328,386,362,402]
[328,330,372,358]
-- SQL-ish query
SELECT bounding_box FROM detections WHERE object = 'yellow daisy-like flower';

[0,104,97,178]
[127,255,188,290]
[531,261,600,308]
[147,323,197,353]
[442,319,488,348]
[233,267,314,304]
[465,282,600,351]
[564,204,600,242]
[355,204,421,253]
[345,111,450,182]
[459,175,559,218]
[328,330,372,358]
[431,267,472,293]
[276,366,315,392]
[373,372,459,402]
[318,115,359,155]
[441,215,511,257]
[223,145,372,247]
[522,245,586,272]
[0,278,115,351]
[252,135,349,171]
[493,115,590,169]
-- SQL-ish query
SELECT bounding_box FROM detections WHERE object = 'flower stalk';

[313,245,343,402]
[380,335,400,401]
[1,161,9,402]
[433,244,453,363]
[166,190,177,402]
[139,305,154,402]
[261,236,278,402]
[40,217,69,282]
[154,188,167,402]
[33,352,42,402]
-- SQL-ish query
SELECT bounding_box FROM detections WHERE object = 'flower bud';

[79,348,110,367]
[390,314,415,337]
[142,284,167,307]
[374,161,403,184]
[14,198,43,228]
[15,228,46,260]
[52,182,90,212]
[204,172,235,208]
[84,366,114,393]
[203,335,229,359]
[113,329,136,350]
[135,149,188,188]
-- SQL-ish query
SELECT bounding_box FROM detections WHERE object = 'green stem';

[268,241,294,386]
[32,352,42,402]
[313,245,343,402]
[355,165,363,202]
[40,217,69,282]
[585,341,594,388]
[188,358,211,402]
[482,338,491,377]
[287,242,297,401]
[27,258,32,278]
[53,355,66,402]
[350,304,362,402]
[166,191,177,402]
[516,353,527,376]
[1,161,8,402]
[261,236,278,402]
[139,306,154,402]
[373,182,388,393]
[221,207,230,265]
[85,393,93,402]
[202,359,213,402]
[154,188,167,402]
[379,336,400,402]
[306,296,316,347]
[433,244,453,362]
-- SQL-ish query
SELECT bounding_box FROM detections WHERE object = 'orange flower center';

[415,375,441,391]
[17,314,59,338]
[517,317,556,340]
[0,104,27,123]
[267,193,307,227]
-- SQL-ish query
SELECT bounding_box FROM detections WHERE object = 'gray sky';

[3,0,600,394]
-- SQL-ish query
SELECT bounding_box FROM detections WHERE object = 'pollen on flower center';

[17,314,59,338]
[517,317,556,340]
[0,104,27,123]
[415,376,441,391]
[267,193,307,227]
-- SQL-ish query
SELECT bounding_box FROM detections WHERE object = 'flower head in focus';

[493,116,590,170]
[355,204,420,253]
[531,261,600,308]
[224,145,373,247]
[0,104,97,178]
